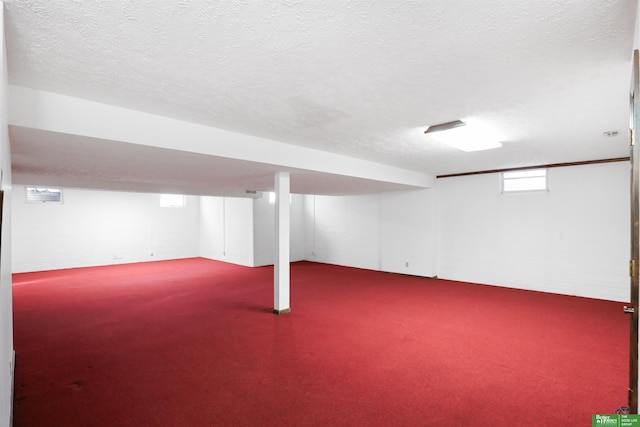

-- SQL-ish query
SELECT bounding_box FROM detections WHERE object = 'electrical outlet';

[405,261,409,268]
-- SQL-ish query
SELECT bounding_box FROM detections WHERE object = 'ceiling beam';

[8,85,434,191]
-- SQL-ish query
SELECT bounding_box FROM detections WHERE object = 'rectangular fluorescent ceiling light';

[424,120,466,134]
[425,119,502,152]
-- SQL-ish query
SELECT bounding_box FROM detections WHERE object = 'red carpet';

[12,258,628,426]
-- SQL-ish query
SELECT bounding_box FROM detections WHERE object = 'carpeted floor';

[12,258,628,426]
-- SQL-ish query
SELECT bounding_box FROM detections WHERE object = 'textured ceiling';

[3,0,639,195]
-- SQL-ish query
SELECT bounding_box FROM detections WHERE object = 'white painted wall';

[304,194,381,270]
[12,188,199,273]
[253,193,304,267]
[199,193,304,267]
[0,5,13,426]
[437,162,629,302]
[12,189,308,273]
[199,196,254,266]
[303,191,437,276]
[380,189,437,277]
[198,196,225,262]
[12,161,630,303]
[302,163,628,302]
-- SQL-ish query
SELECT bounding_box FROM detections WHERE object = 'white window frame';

[501,168,548,193]
[25,187,63,204]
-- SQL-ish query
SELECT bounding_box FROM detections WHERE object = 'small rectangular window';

[160,194,186,207]
[502,169,548,193]
[25,187,63,203]
[267,192,293,204]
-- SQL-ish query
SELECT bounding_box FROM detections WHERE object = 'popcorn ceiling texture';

[3,0,637,175]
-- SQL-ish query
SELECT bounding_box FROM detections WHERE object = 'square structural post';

[274,171,291,314]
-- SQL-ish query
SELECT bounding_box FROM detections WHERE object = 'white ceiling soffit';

[9,126,422,197]
[8,85,433,195]
[3,0,638,195]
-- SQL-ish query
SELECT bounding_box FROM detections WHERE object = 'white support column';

[273,171,291,314]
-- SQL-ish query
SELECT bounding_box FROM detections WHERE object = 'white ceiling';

[3,0,638,196]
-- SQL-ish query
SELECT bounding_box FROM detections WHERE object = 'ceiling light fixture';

[424,119,466,134]
[424,119,502,152]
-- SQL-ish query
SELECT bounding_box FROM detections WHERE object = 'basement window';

[25,187,63,203]
[160,194,186,207]
[501,169,548,193]
[267,192,293,204]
